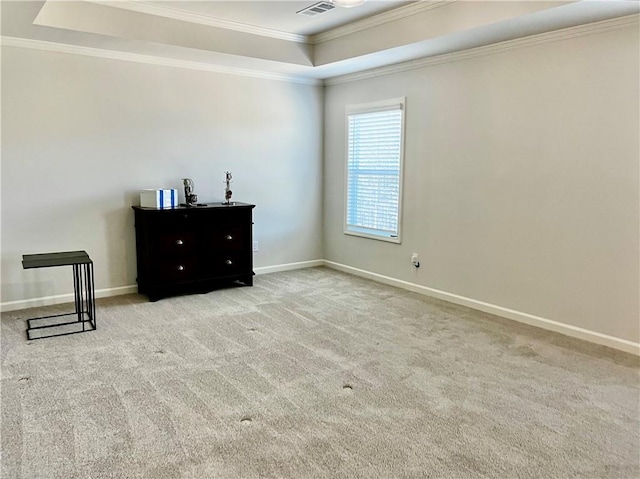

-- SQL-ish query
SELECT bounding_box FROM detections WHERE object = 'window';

[345,97,405,243]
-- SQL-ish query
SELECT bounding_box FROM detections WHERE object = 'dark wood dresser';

[132,203,255,301]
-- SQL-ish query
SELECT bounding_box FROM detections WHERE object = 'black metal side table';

[22,251,96,340]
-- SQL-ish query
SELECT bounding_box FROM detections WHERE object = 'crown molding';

[324,13,640,85]
[3,12,636,88]
[0,36,322,86]
[310,0,453,44]
[87,0,309,44]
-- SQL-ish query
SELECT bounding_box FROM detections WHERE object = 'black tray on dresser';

[132,202,255,301]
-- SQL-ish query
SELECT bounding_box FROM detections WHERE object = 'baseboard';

[0,261,324,312]
[0,285,138,312]
[5,260,637,356]
[254,260,324,275]
[323,260,640,356]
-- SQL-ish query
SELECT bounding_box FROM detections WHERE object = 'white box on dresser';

[139,189,178,209]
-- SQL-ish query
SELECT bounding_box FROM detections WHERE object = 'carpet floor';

[1,267,638,478]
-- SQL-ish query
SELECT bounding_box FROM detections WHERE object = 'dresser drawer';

[210,254,250,276]
[152,257,200,283]
[154,232,197,256]
[145,210,197,230]
[208,224,249,251]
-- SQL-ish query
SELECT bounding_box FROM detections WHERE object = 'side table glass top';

[22,251,92,269]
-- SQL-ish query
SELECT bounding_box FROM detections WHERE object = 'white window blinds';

[345,98,405,242]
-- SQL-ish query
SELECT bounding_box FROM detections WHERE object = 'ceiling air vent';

[297,1,335,17]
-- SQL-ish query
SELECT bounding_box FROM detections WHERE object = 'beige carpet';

[1,267,638,478]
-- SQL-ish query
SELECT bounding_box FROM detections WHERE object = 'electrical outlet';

[411,253,420,267]
[252,241,259,252]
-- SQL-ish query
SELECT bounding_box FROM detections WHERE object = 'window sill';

[344,229,401,244]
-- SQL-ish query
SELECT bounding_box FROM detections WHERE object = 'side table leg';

[73,264,83,324]
[85,261,96,330]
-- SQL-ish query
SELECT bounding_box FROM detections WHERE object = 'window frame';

[343,97,406,244]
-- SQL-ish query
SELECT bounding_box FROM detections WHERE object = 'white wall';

[1,47,323,305]
[2,21,638,349]
[324,25,639,344]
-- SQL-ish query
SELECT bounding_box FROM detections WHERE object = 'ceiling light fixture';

[332,0,367,8]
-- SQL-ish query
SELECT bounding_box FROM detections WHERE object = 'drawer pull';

[175,239,184,245]
[225,259,233,265]
[177,265,185,271]
[225,235,233,241]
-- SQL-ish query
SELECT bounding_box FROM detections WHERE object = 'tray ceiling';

[143,1,413,36]
[1,1,638,84]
